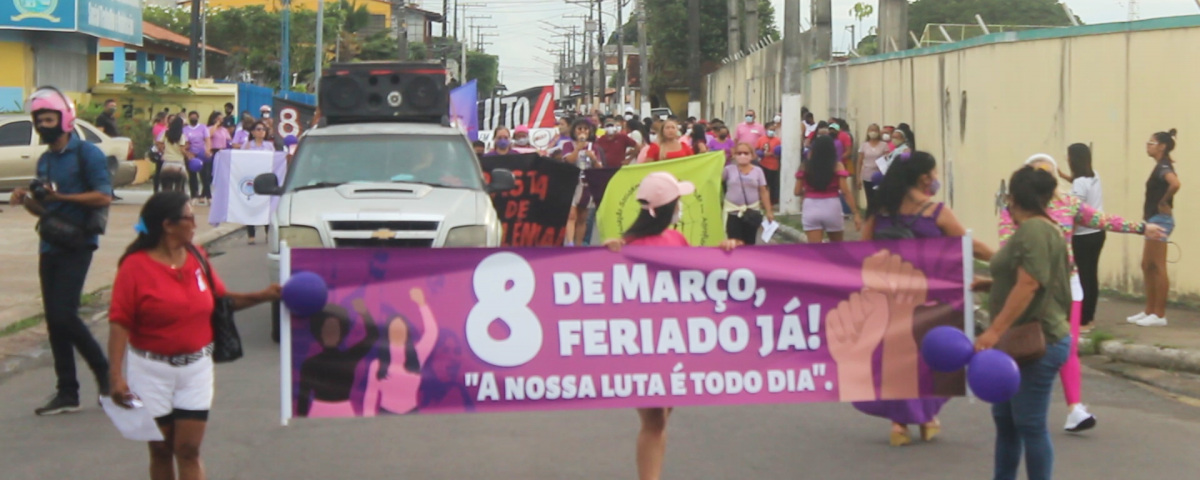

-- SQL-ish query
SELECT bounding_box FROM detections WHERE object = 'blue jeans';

[1148,214,1174,241]
[992,336,1071,480]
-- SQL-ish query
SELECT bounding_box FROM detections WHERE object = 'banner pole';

[279,241,293,426]
[962,231,976,402]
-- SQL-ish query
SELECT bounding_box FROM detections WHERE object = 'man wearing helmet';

[8,87,113,416]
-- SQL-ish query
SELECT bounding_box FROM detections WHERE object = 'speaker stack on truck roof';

[319,62,450,125]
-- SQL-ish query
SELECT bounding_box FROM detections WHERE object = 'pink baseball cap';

[637,172,695,216]
[514,125,530,134]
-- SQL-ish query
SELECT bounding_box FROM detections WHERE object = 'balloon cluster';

[920,326,1020,403]
[281,271,328,317]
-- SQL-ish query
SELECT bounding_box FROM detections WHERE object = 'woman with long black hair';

[155,117,192,193]
[857,150,992,446]
[796,135,860,243]
[297,300,380,417]
[975,166,1072,480]
[603,172,741,480]
[1130,129,1181,327]
[1059,144,1103,332]
[107,191,279,480]
[362,287,439,415]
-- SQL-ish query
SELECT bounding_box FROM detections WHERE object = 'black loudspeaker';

[319,62,449,124]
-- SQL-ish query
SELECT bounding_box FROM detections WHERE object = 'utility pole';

[616,0,626,113]
[281,0,291,89]
[597,0,606,113]
[315,0,324,93]
[189,0,201,80]
[636,0,650,117]
[394,2,409,61]
[687,0,700,118]
[780,0,803,215]
[443,0,449,37]
[584,11,596,109]
[743,0,758,50]
[813,0,832,60]
[458,3,486,84]
[726,0,740,57]
[200,0,207,78]
[878,0,907,53]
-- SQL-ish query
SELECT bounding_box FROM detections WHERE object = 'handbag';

[735,168,765,228]
[186,244,243,363]
[995,321,1046,364]
[35,152,108,248]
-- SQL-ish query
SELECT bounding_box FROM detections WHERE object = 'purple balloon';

[282,271,328,317]
[187,158,203,172]
[921,326,974,372]
[968,349,1021,403]
[284,135,298,146]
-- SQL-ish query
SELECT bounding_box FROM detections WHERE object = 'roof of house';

[142,22,229,55]
[404,5,445,21]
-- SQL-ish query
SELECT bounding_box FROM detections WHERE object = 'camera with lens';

[29,178,49,202]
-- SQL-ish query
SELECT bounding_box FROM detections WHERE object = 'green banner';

[595,152,726,246]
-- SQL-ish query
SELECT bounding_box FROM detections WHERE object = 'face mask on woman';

[881,133,891,142]
[495,138,511,149]
[734,151,753,165]
[672,202,683,224]
[650,133,659,143]
[766,130,776,138]
[514,137,530,147]
[868,131,880,140]
[929,179,942,196]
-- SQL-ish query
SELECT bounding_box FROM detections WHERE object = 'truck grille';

[324,217,441,248]
[334,238,435,248]
[328,220,439,231]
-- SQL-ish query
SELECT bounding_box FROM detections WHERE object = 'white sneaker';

[1136,314,1168,327]
[1127,312,1148,324]
[1064,404,1096,432]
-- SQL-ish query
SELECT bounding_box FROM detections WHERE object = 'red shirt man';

[593,126,638,168]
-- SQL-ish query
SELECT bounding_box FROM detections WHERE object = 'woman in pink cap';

[511,125,539,154]
[603,171,741,480]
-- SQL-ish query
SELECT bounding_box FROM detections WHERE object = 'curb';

[1095,340,1200,376]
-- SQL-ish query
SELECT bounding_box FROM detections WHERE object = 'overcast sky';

[445,0,1200,92]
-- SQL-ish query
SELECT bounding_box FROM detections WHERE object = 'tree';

[467,51,499,98]
[752,0,781,42]
[849,2,874,46]
[908,0,1074,38]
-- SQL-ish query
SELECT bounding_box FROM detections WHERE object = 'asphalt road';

[2,240,1199,480]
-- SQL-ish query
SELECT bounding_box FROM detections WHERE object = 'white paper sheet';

[760,220,780,243]
[100,396,164,442]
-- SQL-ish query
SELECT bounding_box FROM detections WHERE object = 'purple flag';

[450,80,479,141]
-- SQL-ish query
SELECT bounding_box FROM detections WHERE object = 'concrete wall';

[711,15,1200,298]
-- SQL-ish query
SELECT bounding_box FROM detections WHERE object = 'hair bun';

[1169,128,1178,137]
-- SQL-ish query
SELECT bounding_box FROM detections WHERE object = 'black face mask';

[189,118,199,126]
[36,125,65,144]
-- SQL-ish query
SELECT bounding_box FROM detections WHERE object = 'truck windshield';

[286,134,485,191]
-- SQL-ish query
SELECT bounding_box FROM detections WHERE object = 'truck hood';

[284,182,481,225]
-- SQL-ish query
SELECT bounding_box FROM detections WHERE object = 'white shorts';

[801,197,845,232]
[126,350,214,420]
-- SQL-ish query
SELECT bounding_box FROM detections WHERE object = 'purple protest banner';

[282,237,969,420]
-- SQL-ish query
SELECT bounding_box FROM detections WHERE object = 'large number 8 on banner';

[466,252,543,367]
[278,107,302,139]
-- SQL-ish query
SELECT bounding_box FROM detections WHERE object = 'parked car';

[0,115,137,191]
[650,107,673,120]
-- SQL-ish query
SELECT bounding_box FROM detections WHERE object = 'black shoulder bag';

[186,244,243,363]
[34,149,109,250]
[735,168,765,228]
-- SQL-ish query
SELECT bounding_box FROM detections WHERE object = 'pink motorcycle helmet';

[25,86,76,132]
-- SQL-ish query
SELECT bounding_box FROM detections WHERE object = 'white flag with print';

[226,151,275,226]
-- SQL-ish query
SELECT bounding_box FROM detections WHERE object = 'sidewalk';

[0,190,243,334]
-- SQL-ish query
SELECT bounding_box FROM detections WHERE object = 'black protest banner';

[272,97,316,140]
[480,154,580,246]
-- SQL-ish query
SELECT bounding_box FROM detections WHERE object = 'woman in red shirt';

[642,119,694,162]
[107,191,280,480]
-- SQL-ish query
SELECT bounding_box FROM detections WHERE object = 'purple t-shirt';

[723,164,767,206]
[183,124,210,156]
[708,137,735,162]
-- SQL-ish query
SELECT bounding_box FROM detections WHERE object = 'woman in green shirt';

[974,166,1072,480]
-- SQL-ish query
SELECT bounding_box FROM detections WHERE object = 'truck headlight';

[279,226,323,248]
[444,225,487,247]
